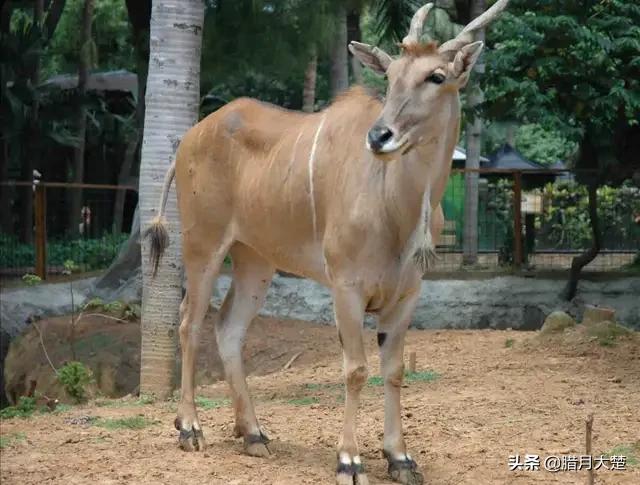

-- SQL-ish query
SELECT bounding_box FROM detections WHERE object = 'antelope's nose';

[367,125,394,152]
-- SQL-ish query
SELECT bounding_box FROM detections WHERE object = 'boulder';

[541,311,576,334]
[582,305,616,325]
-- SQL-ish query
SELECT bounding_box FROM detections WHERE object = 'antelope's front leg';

[333,285,369,485]
[378,287,424,485]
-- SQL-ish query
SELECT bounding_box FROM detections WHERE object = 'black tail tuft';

[143,217,169,278]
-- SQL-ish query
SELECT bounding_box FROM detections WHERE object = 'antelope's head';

[349,0,509,156]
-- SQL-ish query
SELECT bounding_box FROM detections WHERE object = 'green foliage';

[483,0,640,178]
[539,181,640,250]
[83,298,140,320]
[0,233,128,272]
[57,361,94,402]
[505,338,515,348]
[0,397,37,419]
[43,0,134,77]
[94,416,155,430]
[514,124,577,165]
[21,273,42,286]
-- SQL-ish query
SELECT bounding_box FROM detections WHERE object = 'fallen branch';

[33,322,58,375]
[283,351,303,370]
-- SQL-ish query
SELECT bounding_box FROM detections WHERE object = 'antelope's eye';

[426,73,445,84]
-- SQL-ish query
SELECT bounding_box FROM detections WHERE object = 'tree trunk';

[330,4,348,98]
[562,183,601,300]
[462,0,485,266]
[139,0,204,398]
[67,0,94,235]
[0,2,11,234]
[113,7,150,234]
[19,0,45,244]
[302,46,317,113]
[347,8,363,84]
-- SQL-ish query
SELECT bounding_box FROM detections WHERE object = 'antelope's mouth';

[366,132,410,156]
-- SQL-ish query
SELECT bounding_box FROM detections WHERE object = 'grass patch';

[505,338,515,348]
[195,396,230,410]
[606,442,640,466]
[405,370,441,383]
[368,370,441,387]
[94,416,155,430]
[95,394,158,408]
[287,397,319,406]
[53,403,73,414]
[0,432,26,449]
[367,376,385,387]
[585,321,632,347]
[304,382,342,391]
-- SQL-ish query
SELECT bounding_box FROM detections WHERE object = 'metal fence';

[0,181,138,282]
[1,169,638,282]
[432,169,640,273]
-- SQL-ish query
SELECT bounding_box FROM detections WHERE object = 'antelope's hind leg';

[175,231,231,452]
[216,243,274,457]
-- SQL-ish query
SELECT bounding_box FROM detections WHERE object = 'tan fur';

[144,2,508,481]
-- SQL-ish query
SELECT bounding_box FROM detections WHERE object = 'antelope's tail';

[143,162,176,278]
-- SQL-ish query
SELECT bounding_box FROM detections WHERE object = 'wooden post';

[585,414,594,485]
[34,184,47,280]
[408,351,417,374]
[513,171,523,269]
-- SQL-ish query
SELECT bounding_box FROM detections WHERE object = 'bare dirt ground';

[1,316,639,485]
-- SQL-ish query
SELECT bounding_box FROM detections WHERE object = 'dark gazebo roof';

[486,144,570,188]
[487,144,545,170]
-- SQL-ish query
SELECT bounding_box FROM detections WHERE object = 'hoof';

[336,454,369,485]
[385,453,424,485]
[244,431,271,457]
[175,417,206,452]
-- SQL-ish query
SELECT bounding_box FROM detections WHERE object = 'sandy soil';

[1,317,639,485]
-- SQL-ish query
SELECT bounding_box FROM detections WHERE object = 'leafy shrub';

[21,273,42,286]
[57,361,94,402]
[0,396,37,419]
[0,232,128,271]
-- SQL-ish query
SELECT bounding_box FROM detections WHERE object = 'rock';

[582,305,616,325]
[541,311,576,334]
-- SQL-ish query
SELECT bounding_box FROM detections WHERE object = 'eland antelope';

[146,1,510,483]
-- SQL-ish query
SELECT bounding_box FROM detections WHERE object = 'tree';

[482,0,640,298]
[67,0,95,235]
[139,0,205,398]
[112,0,151,234]
[462,0,485,265]
[329,4,348,97]
[0,0,68,241]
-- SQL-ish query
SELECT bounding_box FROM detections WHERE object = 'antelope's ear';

[349,41,392,75]
[449,41,484,88]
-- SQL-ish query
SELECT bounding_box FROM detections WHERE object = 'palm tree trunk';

[330,4,348,98]
[302,46,317,113]
[462,0,485,266]
[68,0,94,235]
[139,0,204,398]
